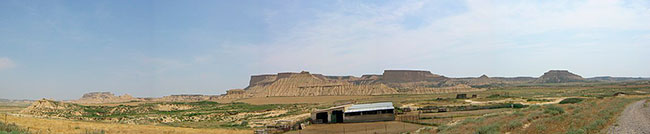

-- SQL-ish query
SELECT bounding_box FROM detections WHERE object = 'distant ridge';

[66,69,650,101]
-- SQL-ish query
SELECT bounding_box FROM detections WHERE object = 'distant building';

[311,102,395,123]
[456,94,468,99]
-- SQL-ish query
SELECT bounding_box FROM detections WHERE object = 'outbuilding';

[311,102,395,124]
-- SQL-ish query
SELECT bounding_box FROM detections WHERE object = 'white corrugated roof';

[345,102,394,113]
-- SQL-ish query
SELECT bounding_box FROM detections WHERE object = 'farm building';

[311,102,395,124]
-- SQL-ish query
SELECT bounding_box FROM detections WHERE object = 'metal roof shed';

[345,102,394,113]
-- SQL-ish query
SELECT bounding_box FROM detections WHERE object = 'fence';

[288,120,431,134]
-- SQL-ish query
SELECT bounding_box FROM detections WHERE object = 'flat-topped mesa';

[382,70,445,82]
[74,92,139,104]
[277,71,313,79]
[249,74,277,87]
[248,71,322,87]
[81,92,116,99]
[536,70,585,83]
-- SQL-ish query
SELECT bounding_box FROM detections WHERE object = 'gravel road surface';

[607,99,650,134]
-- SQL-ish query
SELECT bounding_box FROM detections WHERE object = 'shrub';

[543,105,565,115]
[506,120,523,130]
[527,112,543,121]
[535,125,546,131]
[437,124,450,132]
[559,98,584,104]
[582,119,606,132]
[475,123,500,134]
[0,122,28,134]
[512,111,524,116]
[566,128,585,134]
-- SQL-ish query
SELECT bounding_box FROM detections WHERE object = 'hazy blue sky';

[1,0,649,100]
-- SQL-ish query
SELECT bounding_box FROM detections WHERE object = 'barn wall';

[343,113,395,123]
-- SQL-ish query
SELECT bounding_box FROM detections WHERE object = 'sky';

[1,0,649,100]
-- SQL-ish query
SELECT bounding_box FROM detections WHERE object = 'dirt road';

[607,99,650,134]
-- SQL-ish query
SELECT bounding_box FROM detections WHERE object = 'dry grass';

[2,114,250,134]
[436,95,649,134]
[236,96,375,104]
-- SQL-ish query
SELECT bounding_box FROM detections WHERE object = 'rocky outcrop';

[21,99,84,117]
[72,92,140,103]
[535,70,585,83]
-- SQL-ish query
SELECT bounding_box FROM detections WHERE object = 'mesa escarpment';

[222,70,483,98]
[535,70,585,83]
[243,71,399,97]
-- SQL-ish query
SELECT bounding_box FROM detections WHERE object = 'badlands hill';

[535,70,585,83]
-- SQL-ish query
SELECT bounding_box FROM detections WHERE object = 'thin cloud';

[235,0,650,76]
[0,57,16,70]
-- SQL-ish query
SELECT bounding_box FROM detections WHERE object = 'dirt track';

[607,99,650,134]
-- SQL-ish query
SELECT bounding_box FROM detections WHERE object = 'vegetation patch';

[559,98,584,104]
[543,105,565,115]
[0,122,29,134]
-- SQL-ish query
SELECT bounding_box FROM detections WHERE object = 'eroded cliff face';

[244,71,398,97]
[249,74,277,87]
